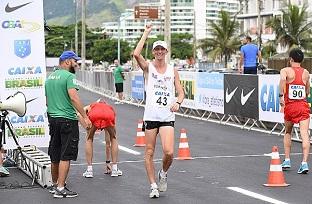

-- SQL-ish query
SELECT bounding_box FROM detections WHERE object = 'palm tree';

[266,2,312,51]
[198,10,241,68]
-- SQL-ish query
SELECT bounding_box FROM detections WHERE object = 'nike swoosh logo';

[225,87,238,103]
[5,2,32,13]
[241,88,255,105]
[26,97,37,104]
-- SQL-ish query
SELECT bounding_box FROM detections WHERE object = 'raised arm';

[133,24,152,72]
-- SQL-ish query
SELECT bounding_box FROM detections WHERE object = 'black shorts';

[115,83,123,93]
[48,117,79,162]
[244,67,257,74]
[143,121,175,131]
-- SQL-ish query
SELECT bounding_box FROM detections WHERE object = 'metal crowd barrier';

[76,70,311,143]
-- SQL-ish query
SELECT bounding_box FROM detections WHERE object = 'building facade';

[102,0,240,43]
[237,0,311,42]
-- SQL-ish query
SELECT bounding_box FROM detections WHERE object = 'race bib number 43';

[288,85,305,100]
[153,91,171,108]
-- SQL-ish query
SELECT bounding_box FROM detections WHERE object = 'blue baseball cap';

[59,51,81,61]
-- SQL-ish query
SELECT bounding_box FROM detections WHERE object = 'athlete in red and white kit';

[279,48,310,174]
[79,100,122,177]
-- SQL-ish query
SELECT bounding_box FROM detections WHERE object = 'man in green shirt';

[113,59,124,104]
[45,51,91,198]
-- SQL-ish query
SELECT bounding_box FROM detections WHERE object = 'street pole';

[257,0,262,49]
[81,0,86,70]
[118,18,121,63]
[74,0,78,55]
[164,0,171,63]
[193,10,196,62]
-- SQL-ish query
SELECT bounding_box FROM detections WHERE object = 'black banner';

[224,74,259,119]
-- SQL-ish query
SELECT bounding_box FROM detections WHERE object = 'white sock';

[285,158,290,161]
[57,187,64,191]
[112,164,118,171]
[87,165,93,171]
[302,162,307,165]
[160,169,167,177]
[151,183,158,189]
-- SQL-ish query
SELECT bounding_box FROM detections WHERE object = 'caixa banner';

[258,75,283,123]
[0,0,48,148]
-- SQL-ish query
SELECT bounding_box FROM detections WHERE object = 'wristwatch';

[279,93,284,97]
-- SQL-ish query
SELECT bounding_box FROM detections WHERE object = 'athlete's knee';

[163,150,173,159]
[145,147,155,158]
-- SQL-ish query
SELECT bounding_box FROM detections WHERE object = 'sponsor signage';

[2,20,41,32]
[224,74,259,119]
[196,73,224,114]
[179,72,196,109]
[258,75,283,123]
[0,0,48,148]
[131,73,145,100]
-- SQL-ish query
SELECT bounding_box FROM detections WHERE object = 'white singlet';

[143,63,175,121]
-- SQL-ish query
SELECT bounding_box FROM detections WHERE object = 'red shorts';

[87,102,116,129]
[284,101,310,123]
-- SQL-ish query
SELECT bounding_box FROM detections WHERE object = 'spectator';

[45,50,92,198]
[239,36,262,74]
[113,59,125,104]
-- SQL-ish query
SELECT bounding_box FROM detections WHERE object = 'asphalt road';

[1,87,312,204]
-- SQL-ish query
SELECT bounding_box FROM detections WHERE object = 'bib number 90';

[289,85,305,100]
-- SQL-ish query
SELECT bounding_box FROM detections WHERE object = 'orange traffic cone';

[177,128,193,160]
[133,120,146,147]
[263,146,290,187]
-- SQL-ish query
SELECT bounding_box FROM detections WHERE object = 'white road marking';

[71,152,308,166]
[102,141,141,155]
[227,187,288,204]
[118,145,141,155]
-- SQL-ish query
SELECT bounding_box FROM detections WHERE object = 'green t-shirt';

[113,66,124,83]
[45,69,79,120]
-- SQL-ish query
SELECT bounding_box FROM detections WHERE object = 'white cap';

[152,40,168,50]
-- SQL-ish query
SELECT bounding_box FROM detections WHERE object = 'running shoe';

[111,169,123,177]
[281,160,291,169]
[82,169,93,178]
[0,166,10,177]
[53,187,78,198]
[149,187,159,198]
[297,163,309,174]
[48,183,67,194]
[47,184,57,194]
[158,170,167,192]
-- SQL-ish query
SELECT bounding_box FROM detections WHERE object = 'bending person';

[79,100,122,177]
